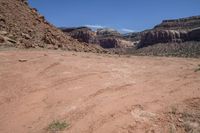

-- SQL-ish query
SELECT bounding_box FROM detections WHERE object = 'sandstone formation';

[0,0,104,52]
[138,16,200,48]
[97,37,132,48]
[138,30,188,47]
[61,27,133,49]
[154,15,200,30]
[60,27,97,44]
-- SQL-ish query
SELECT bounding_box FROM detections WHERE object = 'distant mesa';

[138,15,200,48]
[60,27,134,49]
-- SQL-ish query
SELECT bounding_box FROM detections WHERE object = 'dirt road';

[0,50,200,133]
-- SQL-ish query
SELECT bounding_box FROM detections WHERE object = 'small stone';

[22,33,31,39]
[0,18,5,23]
[0,31,8,35]
[18,59,27,62]
[178,118,183,122]
[7,38,17,44]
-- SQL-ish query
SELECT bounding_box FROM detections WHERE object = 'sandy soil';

[0,50,200,133]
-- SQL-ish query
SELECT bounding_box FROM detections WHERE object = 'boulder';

[0,35,5,43]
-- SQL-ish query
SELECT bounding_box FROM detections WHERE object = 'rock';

[154,15,200,30]
[7,37,17,44]
[20,39,32,48]
[18,59,27,62]
[138,30,187,47]
[0,0,104,53]
[98,38,119,48]
[43,32,56,45]
[0,18,6,23]
[98,38,133,48]
[0,35,5,43]
[137,15,200,48]
[61,27,96,43]
[96,28,121,36]
[0,31,8,35]
[60,27,133,49]
[20,0,28,5]
[22,33,31,39]
[188,27,200,41]
[138,27,200,48]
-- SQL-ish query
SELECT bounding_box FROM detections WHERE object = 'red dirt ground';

[0,50,200,133]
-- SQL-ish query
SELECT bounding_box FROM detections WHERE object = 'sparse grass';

[194,64,200,72]
[170,106,177,115]
[169,124,176,133]
[47,120,69,132]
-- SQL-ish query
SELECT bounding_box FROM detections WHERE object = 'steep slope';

[0,0,104,52]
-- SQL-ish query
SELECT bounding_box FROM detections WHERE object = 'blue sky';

[28,0,200,32]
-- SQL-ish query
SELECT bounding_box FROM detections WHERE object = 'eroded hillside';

[0,0,105,53]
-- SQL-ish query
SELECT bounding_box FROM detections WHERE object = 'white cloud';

[121,28,135,33]
[84,25,135,33]
[85,24,105,29]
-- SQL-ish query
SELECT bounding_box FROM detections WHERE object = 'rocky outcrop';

[97,37,133,48]
[61,27,97,44]
[139,30,188,47]
[96,28,121,37]
[188,28,200,41]
[61,27,133,49]
[98,38,118,48]
[0,0,104,52]
[138,16,200,48]
[154,16,200,30]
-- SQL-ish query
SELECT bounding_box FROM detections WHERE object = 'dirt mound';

[0,0,105,52]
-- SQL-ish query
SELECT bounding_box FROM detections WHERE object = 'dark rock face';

[188,28,200,41]
[0,35,5,43]
[98,38,119,48]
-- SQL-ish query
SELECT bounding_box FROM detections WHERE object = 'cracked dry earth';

[0,50,200,133]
